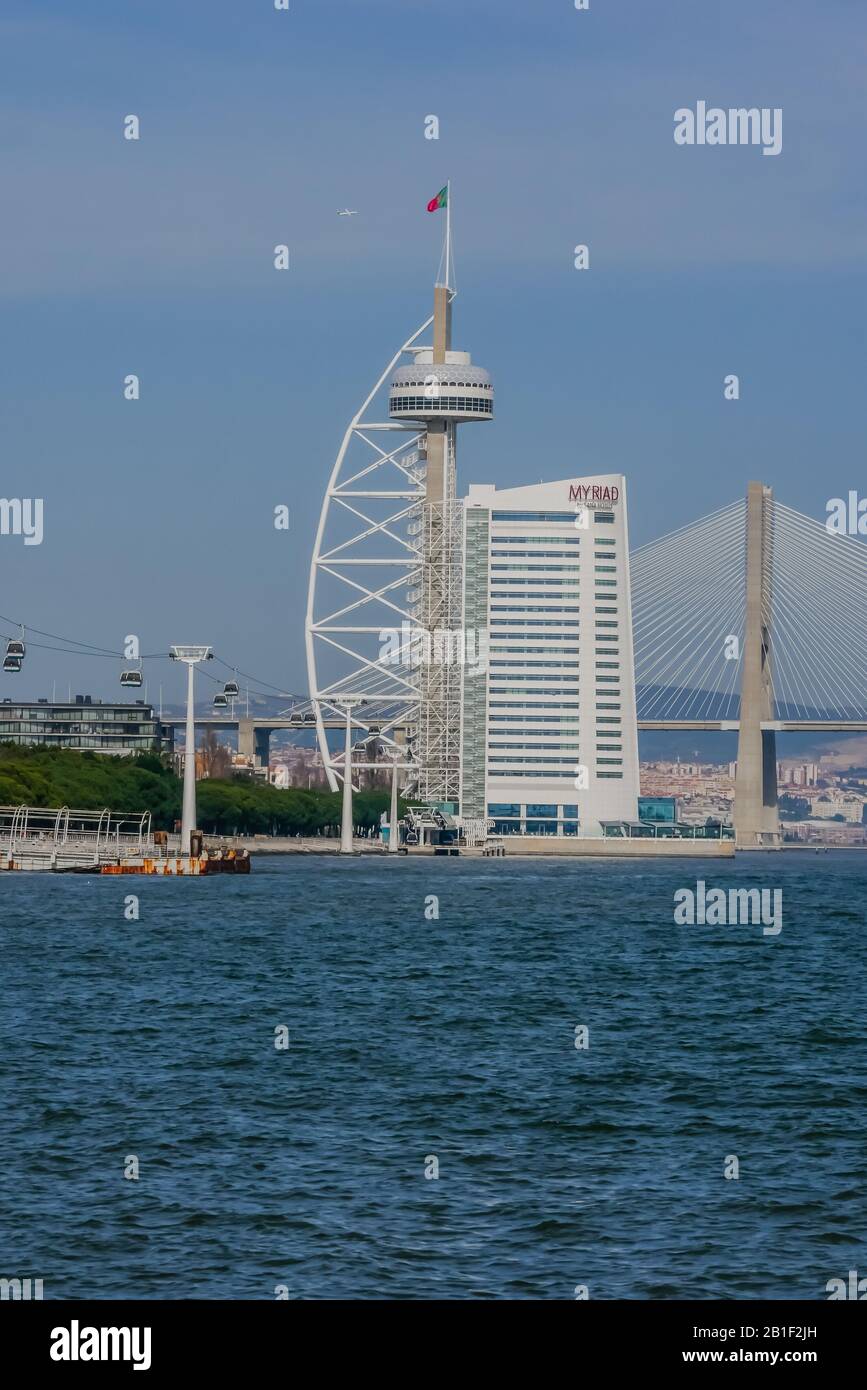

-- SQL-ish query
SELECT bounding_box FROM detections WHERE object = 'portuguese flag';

[427,186,448,213]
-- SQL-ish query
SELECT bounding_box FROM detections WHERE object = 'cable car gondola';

[223,680,240,698]
[120,669,143,688]
[5,632,25,659]
[213,692,229,708]
[3,655,22,673]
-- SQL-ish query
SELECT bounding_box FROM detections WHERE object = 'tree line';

[0,745,396,837]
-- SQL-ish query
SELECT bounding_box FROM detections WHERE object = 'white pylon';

[339,699,361,854]
[182,662,196,850]
[389,753,400,853]
[169,645,213,855]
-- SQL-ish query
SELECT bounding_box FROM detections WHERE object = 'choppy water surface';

[1,852,865,1299]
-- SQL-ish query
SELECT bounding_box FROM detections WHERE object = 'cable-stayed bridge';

[632,481,867,846]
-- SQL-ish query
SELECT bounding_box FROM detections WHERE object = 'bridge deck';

[164,717,867,734]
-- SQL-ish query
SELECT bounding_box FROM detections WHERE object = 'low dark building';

[0,696,173,756]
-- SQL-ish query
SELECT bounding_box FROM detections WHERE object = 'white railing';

[0,804,154,859]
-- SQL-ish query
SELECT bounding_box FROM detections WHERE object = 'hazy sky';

[1,0,864,707]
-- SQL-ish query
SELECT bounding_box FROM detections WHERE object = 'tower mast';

[417,181,458,802]
[445,178,452,292]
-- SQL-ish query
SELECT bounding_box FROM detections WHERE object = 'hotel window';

[490,536,580,546]
[525,821,558,836]
[492,511,578,521]
[595,607,617,614]
[594,565,617,573]
[596,647,619,654]
[489,716,578,724]
[598,771,623,779]
[489,756,580,765]
[596,702,621,710]
[597,744,622,751]
[596,662,619,669]
[595,676,620,684]
[594,512,615,524]
[597,718,621,725]
[490,638,581,647]
[595,621,618,629]
[597,759,623,766]
[490,675,579,684]
[490,687,577,697]
[489,743,580,752]
[526,805,558,818]
[491,701,580,709]
[595,579,617,587]
[491,770,576,778]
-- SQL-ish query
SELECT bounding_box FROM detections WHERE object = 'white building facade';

[459,474,640,837]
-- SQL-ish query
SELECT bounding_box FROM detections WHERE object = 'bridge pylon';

[734,482,780,848]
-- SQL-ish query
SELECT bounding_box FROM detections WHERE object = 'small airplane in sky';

[337,208,358,217]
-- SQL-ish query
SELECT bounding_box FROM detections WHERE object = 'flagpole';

[445,179,451,290]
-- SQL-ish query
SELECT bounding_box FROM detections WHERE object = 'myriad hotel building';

[459,474,640,837]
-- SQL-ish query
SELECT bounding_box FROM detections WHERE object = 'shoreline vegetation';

[0,745,396,838]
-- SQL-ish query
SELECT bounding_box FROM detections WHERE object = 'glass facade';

[0,700,168,754]
[390,395,492,415]
[485,801,581,835]
[638,795,677,824]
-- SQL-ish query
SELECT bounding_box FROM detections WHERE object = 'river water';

[1,852,865,1299]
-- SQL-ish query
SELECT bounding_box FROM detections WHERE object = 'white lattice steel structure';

[305,206,493,798]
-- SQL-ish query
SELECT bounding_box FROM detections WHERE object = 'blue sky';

[1,0,865,705]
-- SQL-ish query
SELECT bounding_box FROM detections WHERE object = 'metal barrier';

[0,804,155,867]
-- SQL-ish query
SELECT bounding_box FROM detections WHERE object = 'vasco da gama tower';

[306,190,639,835]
